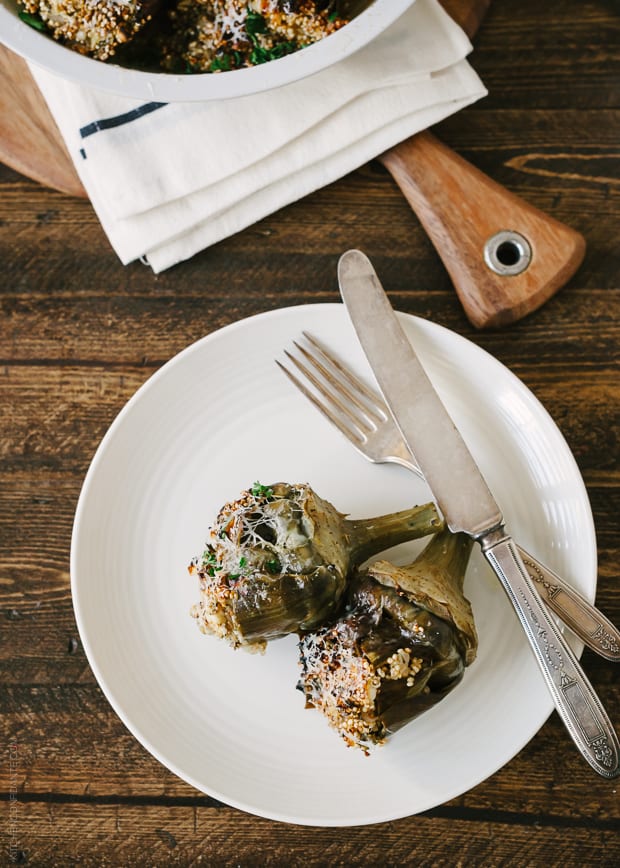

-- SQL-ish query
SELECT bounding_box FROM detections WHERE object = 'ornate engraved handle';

[516,548,620,662]
[482,530,619,778]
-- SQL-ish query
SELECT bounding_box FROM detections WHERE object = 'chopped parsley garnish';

[210,54,231,72]
[239,556,248,568]
[242,11,298,67]
[265,558,281,575]
[250,40,298,66]
[18,10,46,31]
[210,47,246,72]
[202,548,223,575]
[251,481,274,499]
[245,10,268,38]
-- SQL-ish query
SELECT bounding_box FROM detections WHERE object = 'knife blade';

[338,248,619,778]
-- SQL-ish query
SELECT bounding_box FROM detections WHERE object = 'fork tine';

[292,337,385,429]
[301,331,390,422]
[276,359,368,447]
[277,334,423,476]
[282,348,375,438]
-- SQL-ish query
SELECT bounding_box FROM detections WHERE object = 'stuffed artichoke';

[189,481,442,652]
[298,528,477,750]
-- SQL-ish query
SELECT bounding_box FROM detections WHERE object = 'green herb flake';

[239,556,248,568]
[249,41,297,66]
[18,10,47,32]
[251,481,274,500]
[245,10,268,38]
[265,558,281,575]
[209,53,231,73]
[249,45,269,66]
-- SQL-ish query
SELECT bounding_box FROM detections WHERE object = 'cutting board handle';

[379,131,586,328]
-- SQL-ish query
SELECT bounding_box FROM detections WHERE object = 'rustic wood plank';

[469,0,620,111]
[1,0,617,193]
[0,109,617,321]
[0,283,619,361]
[3,801,619,866]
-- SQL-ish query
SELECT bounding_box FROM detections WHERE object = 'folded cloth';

[28,0,486,273]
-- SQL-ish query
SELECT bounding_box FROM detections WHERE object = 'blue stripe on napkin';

[79,102,167,139]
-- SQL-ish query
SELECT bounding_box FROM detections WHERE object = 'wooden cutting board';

[0,0,489,200]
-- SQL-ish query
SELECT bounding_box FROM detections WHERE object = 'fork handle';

[379,131,585,329]
[516,547,620,662]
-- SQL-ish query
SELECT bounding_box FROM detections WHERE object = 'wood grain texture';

[0,46,85,198]
[6,802,620,867]
[0,0,619,864]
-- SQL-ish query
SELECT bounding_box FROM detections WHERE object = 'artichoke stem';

[407,528,474,592]
[347,501,443,563]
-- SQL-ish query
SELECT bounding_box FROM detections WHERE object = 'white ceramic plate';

[0,0,414,102]
[71,303,596,827]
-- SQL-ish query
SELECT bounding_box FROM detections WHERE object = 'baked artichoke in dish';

[298,528,477,750]
[163,0,351,73]
[189,481,442,652]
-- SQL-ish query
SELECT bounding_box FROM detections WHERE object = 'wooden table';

[1,0,618,863]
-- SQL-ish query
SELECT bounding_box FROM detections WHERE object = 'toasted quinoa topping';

[299,622,426,751]
[18,0,156,61]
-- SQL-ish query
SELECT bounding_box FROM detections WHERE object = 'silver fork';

[277,331,620,663]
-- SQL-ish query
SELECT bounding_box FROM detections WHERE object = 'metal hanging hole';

[484,230,532,276]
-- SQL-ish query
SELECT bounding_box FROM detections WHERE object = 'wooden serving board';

[0,0,488,200]
[0,39,86,197]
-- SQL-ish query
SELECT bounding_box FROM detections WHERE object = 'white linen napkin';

[28,0,486,273]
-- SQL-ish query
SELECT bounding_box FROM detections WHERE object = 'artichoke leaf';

[366,530,477,665]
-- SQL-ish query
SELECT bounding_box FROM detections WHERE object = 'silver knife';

[338,248,619,779]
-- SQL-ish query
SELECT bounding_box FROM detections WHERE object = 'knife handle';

[482,531,619,778]
[378,131,586,329]
[517,547,620,663]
